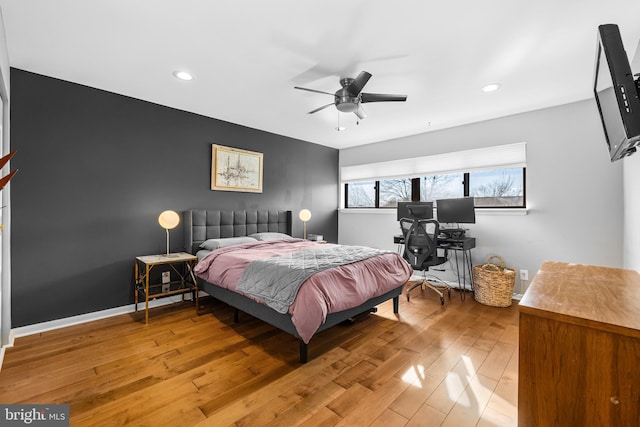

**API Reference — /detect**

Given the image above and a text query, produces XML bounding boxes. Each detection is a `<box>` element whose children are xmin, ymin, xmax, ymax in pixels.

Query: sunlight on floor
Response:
<box><xmin>401</xmin><ymin>364</ymin><xmax>426</xmax><ymax>388</ymax></box>
<box><xmin>482</xmin><ymin>393</ymin><xmax>518</xmax><ymax>425</ymax></box>
<box><xmin>443</xmin><ymin>354</ymin><xmax>517</xmax><ymax>424</ymax></box>
<box><xmin>446</xmin><ymin>354</ymin><xmax>476</xmax><ymax>406</ymax></box>
<box><xmin>445</xmin><ymin>372</ymin><xmax>468</xmax><ymax>405</ymax></box>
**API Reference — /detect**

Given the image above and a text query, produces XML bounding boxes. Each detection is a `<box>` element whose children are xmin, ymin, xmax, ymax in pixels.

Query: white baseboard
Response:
<box><xmin>412</xmin><ymin>274</ymin><xmax>524</xmax><ymax>302</ymax></box>
<box><xmin>11</xmin><ymin>292</ymin><xmax>205</xmax><ymax>339</ymax></box>
<box><xmin>0</xmin><ymin>329</ymin><xmax>14</xmax><ymax>371</ymax></box>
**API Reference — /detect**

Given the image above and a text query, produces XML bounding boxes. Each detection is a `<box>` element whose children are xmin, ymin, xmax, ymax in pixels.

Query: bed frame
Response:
<box><xmin>183</xmin><ymin>209</ymin><xmax>402</xmax><ymax>363</ymax></box>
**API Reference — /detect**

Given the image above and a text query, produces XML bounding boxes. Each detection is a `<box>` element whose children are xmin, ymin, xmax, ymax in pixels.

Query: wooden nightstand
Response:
<box><xmin>134</xmin><ymin>252</ymin><xmax>199</xmax><ymax>324</ymax></box>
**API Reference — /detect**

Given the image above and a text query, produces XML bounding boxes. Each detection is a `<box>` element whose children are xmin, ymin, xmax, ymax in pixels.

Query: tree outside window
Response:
<box><xmin>344</xmin><ymin>168</ymin><xmax>525</xmax><ymax>209</ymax></box>
<box><xmin>379</xmin><ymin>179</ymin><xmax>412</xmax><ymax>207</ymax></box>
<box><xmin>346</xmin><ymin>181</ymin><xmax>375</xmax><ymax>207</ymax></box>
<box><xmin>420</xmin><ymin>173</ymin><xmax>463</xmax><ymax>201</ymax></box>
<box><xmin>470</xmin><ymin>168</ymin><xmax>524</xmax><ymax>207</ymax></box>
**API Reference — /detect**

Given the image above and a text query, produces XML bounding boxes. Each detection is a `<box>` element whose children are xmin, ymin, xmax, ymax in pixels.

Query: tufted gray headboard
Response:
<box><xmin>183</xmin><ymin>210</ymin><xmax>292</xmax><ymax>254</ymax></box>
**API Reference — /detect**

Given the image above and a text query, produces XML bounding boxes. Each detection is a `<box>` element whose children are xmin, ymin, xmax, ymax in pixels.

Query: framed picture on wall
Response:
<box><xmin>211</xmin><ymin>144</ymin><xmax>263</xmax><ymax>193</ymax></box>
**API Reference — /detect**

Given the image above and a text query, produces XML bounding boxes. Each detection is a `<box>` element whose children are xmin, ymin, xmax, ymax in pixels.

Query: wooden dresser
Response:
<box><xmin>518</xmin><ymin>261</ymin><xmax>640</xmax><ymax>426</ymax></box>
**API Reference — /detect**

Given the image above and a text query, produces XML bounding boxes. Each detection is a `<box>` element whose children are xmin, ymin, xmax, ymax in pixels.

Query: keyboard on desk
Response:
<box><xmin>440</xmin><ymin>239</ymin><xmax>464</xmax><ymax>245</ymax></box>
<box><xmin>393</xmin><ymin>234</ymin><xmax>476</xmax><ymax>250</ymax></box>
<box><xmin>440</xmin><ymin>237</ymin><xmax>476</xmax><ymax>250</ymax></box>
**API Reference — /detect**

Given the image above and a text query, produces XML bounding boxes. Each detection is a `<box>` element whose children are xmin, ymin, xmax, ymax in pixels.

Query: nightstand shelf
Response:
<box><xmin>134</xmin><ymin>252</ymin><xmax>199</xmax><ymax>324</ymax></box>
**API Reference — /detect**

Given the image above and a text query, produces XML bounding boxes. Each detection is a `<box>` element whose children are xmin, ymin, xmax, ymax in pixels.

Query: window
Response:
<box><xmin>379</xmin><ymin>178</ymin><xmax>412</xmax><ymax>207</ymax></box>
<box><xmin>344</xmin><ymin>167</ymin><xmax>526</xmax><ymax>208</ymax></box>
<box><xmin>469</xmin><ymin>168</ymin><xmax>525</xmax><ymax>207</ymax></box>
<box><xmin>341</xmin><ymin>143</ymin><xmax>527</xmax><ymax>209</ymax></box>
<box><xmin>420</xmin><ymin>173</ymin><xmax>464</xmax><ymax>201</ymax></box>
<box><xmin>345</xmin><ymin>181</ymin><xmax>376</xmax><ymax>208</ymax></box>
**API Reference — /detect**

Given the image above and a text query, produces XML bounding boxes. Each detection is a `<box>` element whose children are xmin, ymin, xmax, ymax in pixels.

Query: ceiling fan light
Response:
<box><xmin>336</xmin><ymin>102</ymin><xmax>358</xmax><ymax>113</ymax></box>
<box><xmin>295</xmin><ymin>71</ymin><xmax>405</xmax><ymax>125</ymax></box>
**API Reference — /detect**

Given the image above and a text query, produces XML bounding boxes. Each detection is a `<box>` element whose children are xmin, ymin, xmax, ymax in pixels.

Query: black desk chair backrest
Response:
<box><xmin>399</xmin><ymin>216</ymin><xmax>451</xmax><ymax>304</ymax></box>
<box><xmin>399</xmin><ymin>217</ymin><xmax>445</xmax><ymax>270</ymax></box>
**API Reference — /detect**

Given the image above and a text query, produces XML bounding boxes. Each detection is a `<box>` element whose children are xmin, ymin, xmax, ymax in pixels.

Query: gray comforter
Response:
<box><xmin>236</xmin><ymin>244</ymin><xmax>389</xmax><ymax>313</ymax></box>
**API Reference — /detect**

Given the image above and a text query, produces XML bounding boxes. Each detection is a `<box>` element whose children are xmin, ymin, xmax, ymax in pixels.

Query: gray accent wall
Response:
<box><xmin>10</xmin><ymin>68</ymin><xmax>338</xmax><ymax>327</ymax></box>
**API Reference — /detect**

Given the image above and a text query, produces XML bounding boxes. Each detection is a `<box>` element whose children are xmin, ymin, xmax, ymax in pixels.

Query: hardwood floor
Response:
<box><xmin>0</xmin><ymin>289</ymin><xmax>519</xmax><ymax>426</ymax></box>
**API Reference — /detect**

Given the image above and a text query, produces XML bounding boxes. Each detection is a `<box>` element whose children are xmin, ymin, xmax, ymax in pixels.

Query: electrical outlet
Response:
<box><xmin>520</xmin><ymin>269</ymin><xmax>529</xmax><ymax>281</ymax></box>
<box><xmin>161</xmin><ymin>271</ymin><xmax>170</xmax><ymax>293</ymax></box>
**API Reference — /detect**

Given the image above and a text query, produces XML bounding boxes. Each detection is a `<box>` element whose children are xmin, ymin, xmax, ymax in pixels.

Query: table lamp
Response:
<box><xmin>299</xmin><ymin>209</ymin><xmax>311</xmax><ymax>239</ymax></box>
<box><xmin>158</xmin><ymin>210</ymin><xmax>180</xmax><ymax>255</ymax></box>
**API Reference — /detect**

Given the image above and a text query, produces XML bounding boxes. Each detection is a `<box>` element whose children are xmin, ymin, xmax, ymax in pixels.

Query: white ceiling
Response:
<box><xmin>1</xmin><ymin>0</ymin><xmax>640</xmax><ymax>150</ymax></box>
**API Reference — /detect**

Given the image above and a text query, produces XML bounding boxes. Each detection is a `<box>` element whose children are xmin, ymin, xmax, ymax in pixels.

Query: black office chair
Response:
<box><xmin>400</xmin><ymin>216</ymin><xmax>451</xmax><ymax>304</ymax></box>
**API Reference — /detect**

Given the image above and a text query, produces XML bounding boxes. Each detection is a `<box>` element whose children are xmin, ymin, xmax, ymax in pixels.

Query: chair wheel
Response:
<box><xmin>440</xmin><ymin>297</ymin><xmax>445</xmax><ymax>305</ymax></box>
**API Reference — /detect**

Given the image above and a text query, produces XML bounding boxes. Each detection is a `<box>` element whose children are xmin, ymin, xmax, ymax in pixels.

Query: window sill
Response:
<box><xmin>338</xmin><ymin>207</ymin><xmax>529</xmax><ymax>216</ymax></box>
<box><xmin>476</xmin><ymin>208</ymin><xmax>528</xmax><ymax>216</ymax></box>
<box><xmin>339</xmin><ymin>208</ymin><xmax>396</xmax><ymax>214</ymax></box>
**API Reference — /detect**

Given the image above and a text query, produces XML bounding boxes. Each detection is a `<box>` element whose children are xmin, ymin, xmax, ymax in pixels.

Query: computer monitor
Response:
<box><xmin>436</xmin><ymin>197</ymin><xmax>476</xmax><ymax>224</ymax></box>
<box><xmin>397</xmin><ymin>201</ymin><xmax>433</xmax><ymax>221</ymax></box>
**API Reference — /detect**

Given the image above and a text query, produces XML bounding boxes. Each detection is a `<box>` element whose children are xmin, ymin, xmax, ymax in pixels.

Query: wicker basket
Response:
<box><xmin>472</xmin><ymin>255</ymin><xmax>516</xmax><ymax>307</ymax></box>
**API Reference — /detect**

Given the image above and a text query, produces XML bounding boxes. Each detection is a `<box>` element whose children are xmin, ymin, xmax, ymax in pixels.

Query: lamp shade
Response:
<box><xmin>298</xmin><ymin>209</ymin><xmax>312</xmax><ymax>222</ymax></box>
<box><xmin>158</xmin><ymin>210</ymin><xmax>180</xmax><ymax>230</ymax></box>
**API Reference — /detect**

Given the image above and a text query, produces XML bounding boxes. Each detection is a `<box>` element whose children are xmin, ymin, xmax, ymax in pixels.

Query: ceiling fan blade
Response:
<box><xmin>307</xmin><ymin>103</ymin><xmax>334</xmax><ymax>114</ymax></box>
<box><xmin>294</xmin><ymin>86</ymin><xmax>335</xmax><ymax>96</ymax></box>
<box><xmin>346</xmin><ymin>71</ymin><xmax>372</xmax><ymax>96</ymax></box>
<box><xmin>354</xmin><ymin>105</ymin><xmax>367</xmax><ymax>120</ymax></box>
<box><xmin>361</xmin><ymin>92</ymin><xmax>407</xmax><ymax>103</ymax></box>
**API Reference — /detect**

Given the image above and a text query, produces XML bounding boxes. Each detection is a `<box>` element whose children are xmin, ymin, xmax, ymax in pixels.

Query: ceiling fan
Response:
<box><xmin>294</xmin><ymin>71</ymin><xmax>407</xmax><ymax>120</ymax></box>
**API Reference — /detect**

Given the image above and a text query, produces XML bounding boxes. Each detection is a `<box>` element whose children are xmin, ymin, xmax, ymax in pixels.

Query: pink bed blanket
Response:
<box><xmin>194</xmin><ymin>239</ymin><xmax>412</xmax><ymax>343</ymax></box>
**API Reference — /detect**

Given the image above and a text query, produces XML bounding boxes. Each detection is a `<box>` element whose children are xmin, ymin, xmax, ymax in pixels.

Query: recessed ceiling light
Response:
<box><xmin>481</xmin><ymin>83</ymin><xmax>501</xmax><ymax>93</ymax></box>
<box><xmin>173</xmin><ymin>71</ymin><xmax>193</xmax><ymax>81</ymax></box>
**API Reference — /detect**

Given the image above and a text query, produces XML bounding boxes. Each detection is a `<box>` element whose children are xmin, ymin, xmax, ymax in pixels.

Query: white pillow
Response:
<box><xmin>199</xmin><ymin>236</ymin><xmax>257</xmax><ymax>250</ymax></box>
<box><xmin>249</xmin><ymin>232</ymin><xmax>293</xmax><ymax>241</ymax></box>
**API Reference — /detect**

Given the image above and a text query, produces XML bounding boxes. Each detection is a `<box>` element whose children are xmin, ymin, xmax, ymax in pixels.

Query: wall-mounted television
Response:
<box><xmin>593</xmin><ymin>24</ymin><xmax>640</xmax><ymax>162</ymax></box>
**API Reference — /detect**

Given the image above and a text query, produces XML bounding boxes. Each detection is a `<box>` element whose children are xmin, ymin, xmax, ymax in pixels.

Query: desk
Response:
<box><xmin>394</xmin><ymin>235</ymin><xmax>476</xmax><ymax>298</ymax></box>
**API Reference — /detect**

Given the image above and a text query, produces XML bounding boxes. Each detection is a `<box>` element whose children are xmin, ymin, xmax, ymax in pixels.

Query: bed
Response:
<box><xmin>184</xmin><ymin>209</ymin><xmax>412</xmax><ymax>363</ymax></box>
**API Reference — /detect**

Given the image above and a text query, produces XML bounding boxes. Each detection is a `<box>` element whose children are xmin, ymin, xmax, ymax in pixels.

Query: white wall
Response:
<box><xmin>338</xmin><ymin>99</ymin><xmax>624</xmax><ymax>292</ymax></box>
<box><xmin>0</xmin><ymin>6</ymin><xmax>11</xmax><ymax>348</ymax></box>
<box><xmin>623</xmin><ymin>153</ymin><xmax>640</xmax><ymax>271</ymax></box>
